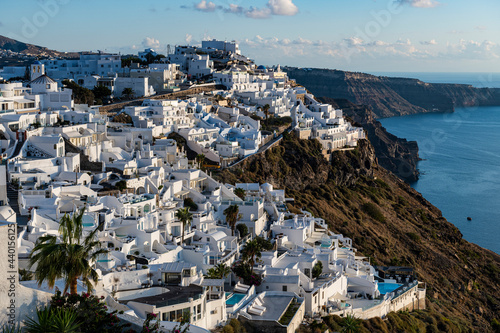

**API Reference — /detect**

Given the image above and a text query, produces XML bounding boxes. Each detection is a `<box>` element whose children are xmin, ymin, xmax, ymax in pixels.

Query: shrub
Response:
<box><xmin>48</xmin><ymin>291</ymin><xmax>129</xmax><ymax>333</ymax></box>
<box><xmin>407</xmin><ymin>232</ymin><xmax>421</xmax><ymax>243</ymax></box>
<box><xmin>183</xmin><ymin>197</ymin><xmax>198</xmax><ymax>211</ymax></box>
<box><xmin>312</xmin><ymin>261</ymin><xmax>323</xmax><ymax>279</ymax></box>
<box><xmin>222</xmin><ymin>326</ymin><xmax>234</xmax><ymax>333</ymax></box>
<box><xmin>236</xmin><ymin>224</ymin><xmax>248</xmax><ymax>238</ymax></box>
<box><xmin>115</xmin><ymin>180</ymin><xmax>127</xmax><ymax>191</ymax></box>
<box><xmin>361</xmin><ymin>202</ymin><xmax>386</xmax><ymax>223</ymax></box>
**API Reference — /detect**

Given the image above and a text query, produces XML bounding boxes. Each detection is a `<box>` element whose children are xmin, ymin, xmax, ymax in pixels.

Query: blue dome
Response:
<box><xmin>257</xmin><ymin>65</ymin><xmax>266</xmax><ymax>70</ymax></box>
<box><xmin>33</xmin><ymin>60</ymin><xmax>41</xmax><ymax>65</ymax></box>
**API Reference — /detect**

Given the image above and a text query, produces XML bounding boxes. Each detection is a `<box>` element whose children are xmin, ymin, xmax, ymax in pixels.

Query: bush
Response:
<box><xmin>222</xmin><ymin>326</ymin><xmax>234</xmax><ymax>333</ymax></box>
<box><xmin>115</xmin><ymin>180</ymin><xmax>127</xmax><ymax>191</ymax></box>
<box><xmin>184</xmin><ymin>197</ymin><xmax>198</xmax><ymax>211</ymax></box>
<box><xmin>48</xmin><ymin>291</ymin><xmax>129</xmax><ymax>333</ymax></box>
<box><xmin>236</xmin><ymin>224</ymin><xmax>248</xmax><ymax>238</ymax></box>
<box><xmin>491</xmin><ymin>318</ymin><xmax>500</xmax><ymax>333</ymax></box>
<box><xmin>407</xmin><ymin>232</ymin><xmax>421</xmax><ymax>243</ymax></box>
<box><xmin>312</xmin><ymin>261</ymin><xmax>323</xmax><ymax>279</ymax></box>
<box><xmin>361</xmin><ymin>202</ymin><xmax>386</xmax><ymax>223</ymax></box>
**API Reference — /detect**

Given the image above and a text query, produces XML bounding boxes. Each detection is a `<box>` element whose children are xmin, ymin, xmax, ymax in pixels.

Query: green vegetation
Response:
<box><xmin>236</xmin><ymin>223</ymin><xmax>248</xmax><ymax>238</ymax></box>
<box><xmin>361</xmin><ymin>202</ymin><xmax>385</xmax><ymax>223</ymax></box>
<box><xmin>215</xmin><ymin>133</ymin><xmax>500</xmax><ymax>332</ymax></box>
<box><xmin>121</xmin><ymin>87</ymin><xmax>134</xmax><ymax>99</ymax></box>
<box><xmin>222</xmin><ymin>319</ymin><xmax>246</xmax><ymax>333</ymax></box>
<box><xmin>196</xmin><ymin>154</ymin><xmax>206</xmax><ymax>171</ymax></box>
<box><xmin>115</xmin><ymin>180</ymin><xmax>127</xmax><ymax>191</ymax></box>
<box><xmin>19</xmin><ymin>268</ymin><xmax>33</xmax><ymax>281</ymax></box>
<box><xmin>92</xmin><ymin>86</ymin><xmax>111</xmax><ymax>105</ymax></box>
<box><xmin>234</xmin><ymin>187</ymin><xmax>246</xmax><ymax>200</ymax></box>
<box><xmin>22</xmin><ymin>291</ymin><xmax>129</xmax><ymax>333</ymax></box>
<box><xmin>279</xmin><ymin>299</ymin><xmax>300</xmax><ymax>325</ymax></box>
<box><xmin>206</xmin><ymin>263</ymin><xmax>231</xmax><ymax>279</ymax></box>
<box><xmin>28</xmin><ymin>208</ymin><xmax>107</xmax><ymax>294</ymax></box>
<box><xmin>224</xmin><ymin>204</ymin><xmax>242</xmax><ymax>236</ymax></box>
<box><xmin>312</xmin><ymin>261</ymin><xmax>323</xmax><ymax>279</ymax></box>
<box><xmin>183</xmin><ymin>197</ymin><xmax>198</xmax><ymax>211</ymax></box>
<box><xmin>232</xmin><ymin>236</ymin><xmax>272</xmax><ymax>286</ymax></box>
<box><xmin>175</xmin><ymin>207</ymin><xmax>193</xmax><ymax>245</ymax></box>
<box><xmin>407</xmin><ymin>232</ymin><xmax>421</xmax><ymax>243</ymax></box>
<box><xmin>62</xmin><ymin>80</ymin><xmax>94</xmax><ymax>105</ymax></box>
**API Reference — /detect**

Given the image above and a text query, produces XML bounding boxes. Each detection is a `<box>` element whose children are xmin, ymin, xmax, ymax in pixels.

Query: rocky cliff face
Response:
<box><xmin>286</xmin><ymin>67</ymin><xmax>500</xmax><ymax>118</ymax></box>
<box><xmin>285</xmin><ymin>68</ymin><xmax>500</xmax><ymax>182</ymax></box>
<box><xmin>320</xmin><ymin>98</ymin><xmax>420</xmax><ymax>182</ymax></box>
<box><xmin>215</xmin><ymin>135</ymin><xmax>500</xmax><ymax>332</ymax></box>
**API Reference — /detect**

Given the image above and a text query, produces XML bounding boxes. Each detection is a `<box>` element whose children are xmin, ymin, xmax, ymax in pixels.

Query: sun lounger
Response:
<box><xmin>248</xmin><ymin>306</ymin><xmax>265</xmax><ymax>316</ymax></box>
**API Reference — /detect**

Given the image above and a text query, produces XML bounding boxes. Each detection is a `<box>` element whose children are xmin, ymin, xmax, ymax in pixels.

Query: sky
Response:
<box><xmin>1</xmin><ymin>0</ymin><xmax>499</xmax><ymax>72</ymax></box>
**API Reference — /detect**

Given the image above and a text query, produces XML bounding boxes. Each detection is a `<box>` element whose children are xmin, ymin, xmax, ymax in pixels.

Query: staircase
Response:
<box><xmin>7</xmin><ymin>185</ymin><xmax>28</xmax><ymax>225</ymax></box>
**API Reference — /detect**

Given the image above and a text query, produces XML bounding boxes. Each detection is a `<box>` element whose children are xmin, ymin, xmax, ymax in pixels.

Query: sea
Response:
<box><xmin>376</xmin><ymin>73</ymin><xmax>500</xmax><ymax>254</ymax></box>
<box><xmin>368</xmin><ymin>72</ymin><xmax>500</xmax><ymax>88</ymax></box>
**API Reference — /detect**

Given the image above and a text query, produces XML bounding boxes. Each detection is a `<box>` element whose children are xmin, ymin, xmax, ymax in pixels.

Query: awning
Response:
<box><xmin>329</xmin><ymin>292</ymin><xmax>349</xmax><ymax>301</ymax></box>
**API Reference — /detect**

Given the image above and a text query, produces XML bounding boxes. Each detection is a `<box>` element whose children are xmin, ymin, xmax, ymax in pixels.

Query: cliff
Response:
<box><xmin>285</xmin><ymin>68</ymin><xmax>500</xmax><ymax>182</ymax></box>
<box><xmin>286</xmin><ymin>67</ymin><xmax>500</xmax><ymax>119</ymax></box>
<box><xmin>320</xmin><ymin>98</ymin><xmax>420</xmax><ymax>182</ymax></box>
<box><xmin>215</xmin><ymin>134</ymin><xmax>500</xmax><ymax>332</ymax></box>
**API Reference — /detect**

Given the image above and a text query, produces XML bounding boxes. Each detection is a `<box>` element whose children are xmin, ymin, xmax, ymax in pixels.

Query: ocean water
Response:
<box><xmin>380</xmin><ymin>106</ymin><xmax>500</xmax><ymax>254</ymax></box>
<box><xmin>368</xmin><ymin>72</ymin><xmax>500</xmax><ymax>88</ymax></box>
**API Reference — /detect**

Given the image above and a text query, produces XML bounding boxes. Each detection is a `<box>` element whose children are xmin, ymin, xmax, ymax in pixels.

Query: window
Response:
<box><xmin>282</xmin><ymin>285</ymin><xmax>287</xmax><ymax>292</ymax></box>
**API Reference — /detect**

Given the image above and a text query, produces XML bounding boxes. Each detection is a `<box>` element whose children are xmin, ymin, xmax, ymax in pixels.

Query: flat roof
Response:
<box><xmin>244</xmin><ymin>295</ymin><xmax>294</xmax><ymax>321</ymax></box>
<box><xmin>123</xmin><ymin>285</ymin><xmax>203</xmax><ymax>307</ymax></box>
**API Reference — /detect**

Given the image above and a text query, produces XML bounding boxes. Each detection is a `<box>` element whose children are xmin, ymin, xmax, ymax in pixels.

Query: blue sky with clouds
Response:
<box><xmin>1</xmin><ymin>0</ymin><xmax>499</xmax><ymax>72</ymax></box>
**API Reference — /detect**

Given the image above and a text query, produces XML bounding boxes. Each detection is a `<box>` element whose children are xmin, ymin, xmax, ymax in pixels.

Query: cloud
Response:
<box><xmin>475</xmin><ymin>25</ymin><xmax>487</xmax><ymax>31</ymax></box>
<box><xmin>444</xmin><ymin>39</ymin><xmax>499</xmax><ymax>60</ymax></box>
<box><xmin>245</xmin><ymin>7</ymin><xmax>272</xmax><ymax>19</ymax></box>
<box><xmin>224</xmin><ymin>4</ymin><xmax>244</xmax><ymax>14</ymax></box>
<box><xmin>239</xmin><ymin>35</ymin><xmax>500</xmax><ymax>69</ymax></box>
<box><xmin>142</xmin><ymin>37</ymin><xmax>160</xmax><ymax>49</ymax></box>
<box><xmin>186</xmin><ymin>0</ymin><xmax>299</xmax><ymax>19</ymax></box>
<box><xmin>396</xmin><ymin>0</ymin><xmax>440</xmax><ymax>8</ymax></box>
<box><xmin>194</xmin><ymin>0</ymin><xmax>216</xmax><ymax>12</ymax></box>
<box><xmin>185</xmin><ymin>34</ymin><xmax>193</xmax><ymax>44</ymax></box>
<box><xmin>268</xmin><ymin>0</ymin><xmax>299</xmax><ymax>16</ymax></box>
<box><xmin>420</xmin><ymin>39</ymin><xmax>437</xmax><ymax>45</ymax></box>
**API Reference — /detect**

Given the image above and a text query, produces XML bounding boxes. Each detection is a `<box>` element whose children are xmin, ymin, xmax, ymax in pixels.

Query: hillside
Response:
<box><xmin>215</xmin><ymin>134</ymin><xmax>500</xmax><ymax>332</ymax></box>
<box><xmin>285</xmin><ymin>67</ymin><xmax>500</xmax><ymax>119</ymax></box>
<box><xmin>319</xmin><ymin>98</ymin><xmax>419</xmax><ymax>182</ymax></box>
<box><xmin>0</xmin><ymin>34</ymin><xmax>78</xmax><ymax>58</ymax></box>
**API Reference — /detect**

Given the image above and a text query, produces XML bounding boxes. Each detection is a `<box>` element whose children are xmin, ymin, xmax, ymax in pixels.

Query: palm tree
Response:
<box><xmin>206</xmin><ymin>263</ymin><xmax>231</xmax><ymax>279</ymax></box>
<box><xmin>28</xmin><ymin>208</ymin><xmax>107</xmax><ymax>295</ymax></box>
<box><xmin>242</xmin><ymin>239</ymin><xmax>262</xmax><ymax>274</ymax></box>
<box><xmin>223</xmin><ymin>204</ymin><xmax>242</xmax><ymax>236</ymax></box>
<box><xmin>196</xmin><ymin>154</ymin><xmax>206</xmax><ymax>171</ymax></box>
<box><xmin>234</xmin><ymin>188</ymin><xmax>246</xmax><ymax>200</ymax></box>
<box><xmin>175</xmin><ymin>207</ymin><xmax>193</xmax><ymax>245</ymax></box>
<box><xmin>341</xmin><ymin>314</ymin><xmax>361</xmax><ymax>333</ymax></box>
<box><xmin>263</xmin><ymin>104</ymin><xmax>270</xmax><ymax>127</ymax></box>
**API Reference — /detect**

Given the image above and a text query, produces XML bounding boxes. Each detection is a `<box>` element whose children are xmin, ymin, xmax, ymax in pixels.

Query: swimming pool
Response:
<box><xmin>378</xmin><ymin>283</ymin><xmax>402</xmax><ymax>295</ymax></box>
<box><xmin>226</xmin><ymin>293</ymin><xmax>245</xmax><ymax>306</ymax></box>
<box><xmin>82</xmin><ymin>222</ymin><xmax>94</xmax><ymax>227</ymax></box>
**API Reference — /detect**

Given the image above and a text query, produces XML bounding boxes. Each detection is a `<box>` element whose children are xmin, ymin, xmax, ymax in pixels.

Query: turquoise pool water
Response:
<box><xmin>226</xmin><ymin>293</ymin><xmax>245</xmax><ymax>306</ymax></box>
<box><xmin>97</xmin><ymin>259</ymin><xmax>112</xmax><ymax>262</ymax></box>
<box><xmin>378</xmin><ymin>283</ymin><xmax>402</xmax><ymax>295</ymax></box>
<box><xmin>83</xmin><ymin>222</ymin><xmax>94</xmax><ymax>227</ymax></box>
